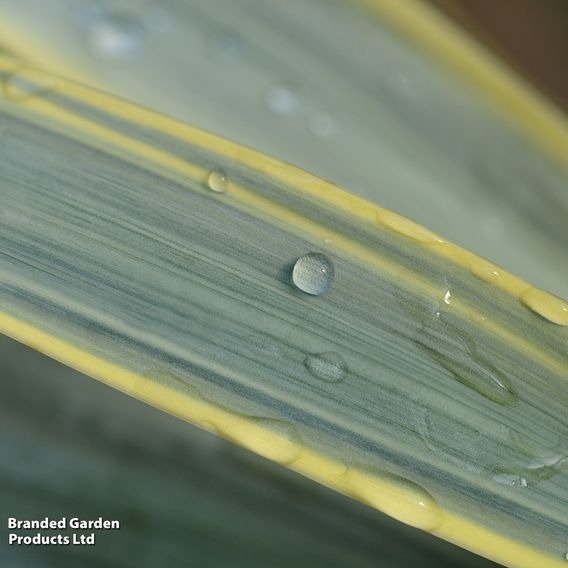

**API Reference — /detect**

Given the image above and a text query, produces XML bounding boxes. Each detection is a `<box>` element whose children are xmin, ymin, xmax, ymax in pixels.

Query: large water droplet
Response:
<box><xmin>265</xmin><ymin>84</ymin><xmax>300</xmax><ymax>115</ymax></box>
<box><xmin>2</xmin><ymin>68</ymin><xmax>56</xmax><ymax>101</ymax></box>
<box><xmin>378</xmin><ymin>210</ymin><xmax>445</xmax><ymax>243</ymax></box>
<box><xmin>206</xmin><ymin>170</ymin><xmax>228</xmax><ymax>193</ymax></box>
<box><xmin>87</xmin><ymin>13</ymin><xmax>146</xmax><ymax>60</ymax></box>
<box><xmin>304</xmin><ymin>352</ymin><xmax>347</xmax><ymax>382</ymax></box>
<box><xmin>292</xmin><ymin>253</ymin><xmax>335</xmax><ymax>295</ymax></box>
<box><xmin>342</xmin><ymin>467</ymin><xmax>443</xmax><ymax>532</ymax></box>
<box><xmin>519</xmin><ymin>287</ymin><xmax>568</xmax><ymax>326</ymax></box>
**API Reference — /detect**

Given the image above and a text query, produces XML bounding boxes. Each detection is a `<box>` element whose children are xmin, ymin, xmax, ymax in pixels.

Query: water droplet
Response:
<box><xmin>292</xmin><ymin>253</ymin><xmax>335</xmax><ymax>295</ymax></box>
<box><xmin>309</xmin><ymin>111</ymin><xmax>336</xmax><ymax>138</ymax></box>
<box><xmin>564</xmin><ymin>551</ymin><xmax>568</xmax><ymax>561</ymax></box>
<box><xmin>527</xmin><ymin>453</ymin><xmax>568</xmax><ymax>471</ymax></box>
<box><xmin>519</xmin><ymin>287</ymin><xmax>568</xmax><ymax>326</ymax></box>
<box><xmin>206</xmin><ymin>170</ymin><xmax>228</xmax><ymax>193</ymax></box>
<box><xmin>493</xmin><ymin>472</ymin><xmax>528</xmax><ymax>488</ymax></box>
<box><xmin>440</xmin><ymin>347</ymin><xmax>515</xmax><ymax>405</ymax></box>
<box><xmin>470</xmin><ymin>259</ymin><xmax>501</xmax><ymax>283</ymax></box>
<box><xmin>443</xmin><ymin>290</ymin><xmax>452</xmax><ymax>305</ymax></box>
<box><xmin>265</xmin><ymin>84</ymin><xmax>299</xmax><ymax>115</ymax></box>
<box><xmin>304</xmin><ymin>352</ymin><xmax>347</xmax><ymax>382</ymax></box>
<box><xmin>342</xmin><ymin>467</ymin><xmax>443</xmax><ymax>532</ymax></box>
<box><xmin>418</xmin><ymin>409</ymin><xmax>488</xmax><ymax>473</ymax></box>
<box><xmin>378</xmin><ymin>210</ymin><xmax>445</xmax><ymax>243</ymax></box>
<box><xmin>2</xmin><ymin>68</ymin><xmax>56</xmax><ymax>101</ymax></box>
<box><xmin>416</xmin><ymin>318</ymin><xmax>517</xmax><ymax>406</ymax></box>
<box><xmin>323</xmin><ymin>237</ymin><xmax>333</xmax><ymax>244</ymax></box>
<box><xmin>87</xmin><ymin>13</ymin><xmax>146</xmax><ymax>60</ymax></box>
<box><xmin>506</xmin><ymin>430</ymin><xmax>568</xmax><ymax>485</ymax></box>
<box><xmin>220</xmin><ymin>417</ymin><xmax>302</xmax><ymax>464</ymax></box>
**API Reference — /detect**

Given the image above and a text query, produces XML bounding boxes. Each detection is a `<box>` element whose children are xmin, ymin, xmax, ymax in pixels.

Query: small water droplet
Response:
<box><xmin>292</xmin><ymin>252</ymin><xmax>335</xmax><ymax>295</ymax></box>
<box><xmin>309</xmin><ymin>111</ymin><xmax>336</xmax><ymax>138</ymax></box>
<box><xmin>519</xmin><ymin>287</ymin><xmax>568</xmax><ymax>326</ymax></box>
<box><xmin>378</xmin><ymin>210</ymin><xmax>445</xmax><ymax>243</ymax></box>
<box><xmin>323</xmin><ymin>237</ymin><xmax>333</xmax><ymax>244</ymax></box>
<box><xmin>443</xmin><ymin>290</ymin><xmax>452</xmax><ymax>305</ymax></box>
<box><xmin>87</xmin><ymin>13</ymin><xmax>146</xmax><ymax>60</ymax></box>
<box><xmin>206</xmin><ymin>170</ymin><xmax>228</xmax><ymax>193</ymax></box>
<box><xmin>342</xmin><ymin>467</ymin><xmax>443</xmax><ymax>532</ymax></box>
<box><xmin>265</xmin><ymin>84</ymin><xmax>300</xmax><ymax>115</ymax></box>
<box><xmin>493</xmin><ymin>472</ymin><xmax>528</xmax><ymax>488</ymax></box>
<box><xmin>304</xmin><ymin>352</ymin><xmax>347</xmax><ymax>382</ymax></box>
<box><xmin>470</xmin><ymin>259</ymin><xmax>501</xmax><ymax>283</ymax></box>
<box><xmin>2</xmin><ymin>68</ymin><xmax>56</xmax><ymax>101</ymax></box>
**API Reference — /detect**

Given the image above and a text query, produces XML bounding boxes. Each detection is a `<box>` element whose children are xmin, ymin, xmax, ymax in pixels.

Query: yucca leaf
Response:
<box><xmin>1</xmin><ymin>0</ymin><xmax>567</xmax><ymax>300</ymax></box>
<box><xmin>1</xmin><ymin>56</ymin><xmax>567</xmax><ymax>568</ymax></box>
<box><xmin>2</xmin><ymin>332</ymin><xmax>503</xmax><ymax>567</ymax></box>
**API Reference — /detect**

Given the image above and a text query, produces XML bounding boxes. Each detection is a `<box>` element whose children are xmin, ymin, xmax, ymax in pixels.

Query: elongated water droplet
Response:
<box><xmin>292</xmin><ymin>253</ymin><xmax>334</xmax><ymax>295</ymax></box>
<box><xmin>265</xmin><ymin>84</ymin><xmax>299</xmax><ymax>115</ymax></box>
<box><xmin>219</xmin><ymin>417</ymin><xmax>302</xmax><ymax>464</ymax></box>
<box><xmin>304</xmin><ymin>352</ymin><xmax>347</xmax><ymax>382</ymax></box>
<box><xmin>419</xmin><ymin>409</ymin><xmax>486</xmax><ymax>473</ymax></box>
<box><xmin>493</xmin><ymin>472</ymin><xmax>528</xmax><ymax>488</ymax></box>
<box><xmin>470</xmin><ymin>259</ymin><xmax>501</xmax><ymax>283</ymax></box>
<box><xmin>441</xmin><ymin>347</ymin><xmax>513</xmax><ymax>405</ymax></box>
<box><xmin>416</xmin><ymin>319</ymin><xmax>517</xmax><ymax>406</ymax></box>
<box><xmin>88</xmin><ymin>13</ymin><xmax>145</xmax><ymax>60</ymax></box>
<box><xmin>378</xmin><ymin>210</ymin><xmax>445</xmax><ymax>243</ymax></box>
<box><xmin>206</xmin><ymin>170</ymin><xmax>228</xmax><ymax>193</ymax></box>
<box><xmin>342</xmin><ymin>467</ymin><xmax>443</xmax><ymax>532</ymax></box>
<box><xmin>519</xmin><ymin>287</ymin><xmax>568</xmax><ymax>326</ymax></box>
<box><xmin>2</xmin><ymin>68</ymin><xmax>56</xmax><ymax>101</ymax></box>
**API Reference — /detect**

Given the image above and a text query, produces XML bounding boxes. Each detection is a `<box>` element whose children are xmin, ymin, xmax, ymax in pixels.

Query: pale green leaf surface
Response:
<box><xmin>0</xmin><ymin>0</ymin><xmax>567</xmax><ymax>299</ymax></box>
<box><xmin>0</xmin><ymin>333</ymin><xmax>500</xmax><ymax>568</ymax></box>
<box><xmin>0</xmin><ymin>61</ymin><xmax>567</xmax><ymax>568</ymax></box>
